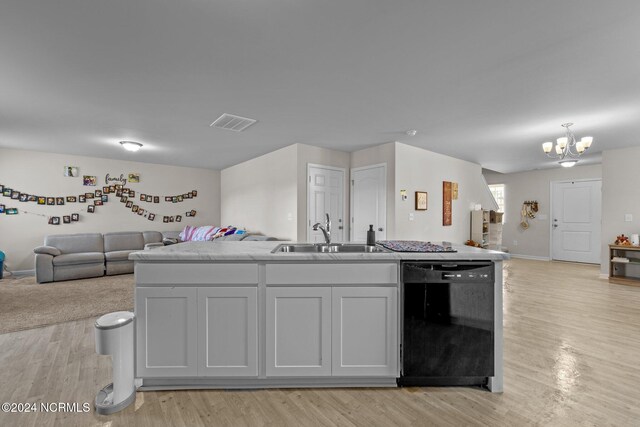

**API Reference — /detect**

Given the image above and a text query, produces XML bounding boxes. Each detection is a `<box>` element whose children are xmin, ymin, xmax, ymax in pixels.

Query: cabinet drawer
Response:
<box><xmin>136</xmin><ymin>263</ymin><xmax>258</xmax><ymax>285</ymax></box>
<box><xmin>266</xmin><ymin>263</ymin><xmax>398</xmax><ymax>285</ymax></box>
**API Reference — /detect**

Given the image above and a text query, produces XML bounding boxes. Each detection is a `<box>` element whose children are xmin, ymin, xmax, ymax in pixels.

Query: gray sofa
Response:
<box><xmin>34</xmin><ymin>231</ymin><xmax>163</xmax><ymax>283</ymax></box>
<box><xmin>34</xmin><ymin>230</ymin><xmax>275</xmax><ymax>283</ymax></box>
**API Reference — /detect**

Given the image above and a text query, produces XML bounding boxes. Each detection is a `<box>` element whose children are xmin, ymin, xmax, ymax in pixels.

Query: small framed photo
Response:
<box><xmin>148</xmin><ymin>213</ymin><xmax>155</xmax><ymax>221</ymax></box>
<box><xmin>185</xmin><ymin>211</ymin><xmax>191</xmax><ymax>217</ymax></box>
<box><xmin>165</xmin><ymin>196</ymin><xmax>172</xmax><ymax>202</ymax></box>
<box><xmin>102</xmin><ymin>186</ymin><xmax>110</xmax><ymax>194</ymax></box>
<box><xmin>64</xmin><ymin>166</ymin><xmax>78</xmax><ymax>177</ymax></box>
<box><xmin>176</xmin><ymin>215</ymin><xmax>182</xmax><ymax>222</ymax></box>
<box><xmin>83</xmin><ymin>175</ymin><xmax>97</xmax><ymax>186</ymax></box>
<box><xmin>87</xmin><ymin>205</ymin><xmax>95</xmax><ymax>213</ymax></box>
<box><xmin>116</xmin><ymin>190</ymin><xmax>123</xmax><ymax>197</ymax></box>
<box><xmin>11</xmin><ymin>191</ymin><xmax>20</xmax><ymax>199</ymax></box>
<box><xmin>115</xmin><ymin>184</ymin><xmax>123</xmax><ymax>190</ymax></box>
<box><xmin>66</xmin><ymin>196</ymin><xmax>77</xmax><ymax>203</ymax></box>
<box><xmin>101</xmin><ymin>195</ymin><xmax>108</xmax><ymax>202</ymax></box>
<box><xmin>109</xmin><ymin>186</ymin><xmax>116</xmax><ymax>192</ymax></box>
<box><xmin>138</xmin><ymin>208</ymin><xmax>145</xmax><ymax>216</ymax></box>
<box><xmin>95</xmin><ymin>190</ymin><xmax>102</xmax><ymax>197</ymax></box>
<box><xmin>128</xmin><ymin>190</ymin><xmax>135</xmax><ymax>198</ymax></box>
<box><xmin>190</xmin><ymin>209</ymin><xmax>197</xmax><ymax>217</ymax></box>
<box><xmin>169</xmin><ymin>216</ymin><xmax>174</xmax><ymax>222</ymax></box>
<box><xmin>140</xmin><ymin>194</ymin><xmax>146</xmax><ymax>201</ymax></box>
<box><xmin>177</xmin><ymin>195</ymin><xmax>183</xmax><ymax>202</ymax></box>
<box><xmin>56</xmin><ymin>197</ymin><xmax>65</xmax><ymax>205</ymax></box>
<box><xmin>85</xmin><ymin>192</ymin><xmax>94</xmax><ymax>199</ymax></box>
<box><xmin>121</xmin><ymin>188</ymin><xmax>129</xmax><ymax>196</ymax></box>
<box><xmin>19</xmin><ymin>193</ymin><xmax>28</xmax><ymax>202</ymax></box>
<box><xmin>63</xmin><ymin>215</ymin><xmax>71</xmax><ymax>224</ymax></box>
<box><xmin>132</xmin><ymin>205</ymin><xmax>139</xmax><ymax>213</ymax></box>
<box><xmin>153</xmin><ymin>196</ymin><xmax>160</xmax><ymax>203</ymax></box>
<box><xmin>38</xmin><ymin>197</ymin><xmax>46</xmax><ymax>205</ymax></box>
<box><xmin>415</xmin><ymin>191</ymin><xmax>428</xmax><ymax>211</ymax></box>
<box><xmin>128</xmin><ymin>173</ymin><xmax>140</xmax><ymax>183</ymax></box>
<box><xmin>0</xmin><ymin>184</ymin><xmax>3</xmax><ymax>193</ymax></box>
<box><xmin>192</xmin><ymin>190</ymin><xmax>197</xmax><ymax>197</ymax></box>
<box><xmin>145</xmin><ymin>195</ymin><xmax>152</xmax><ymax>202</ymax></box>
<box><xmin>120</xmin><ymin>196</ymin><xmax>128</xmax><ymax>203</ymax></box>
<box><xmin>71</xmin><ymin>213</ymin><xmax>79</xmax><ymax>221</ymax></box>
<box><xmin>172</xmin><ymin>196</ymin><xmax>178</xmax><ymax>203</ymax></box>
<box><xmin>94</xmin><ymin>200</ymin><xmax>103</xmax><ymax>206</ymax></box>
<box><xmin>3</xmin><ymin>188</ymin><xmax>12</xmax><ymax>197</ymax></box>
<box><xmin>47</xmin><ymin>197</ymin><xmax>55</xmax><ymax>205</ymax></box>
<box><xmin>163</xmin><ymin>216</ymin><xmax>169</xmax><ymax>223</ymax></box>
<box><xmin>126</xmin><ymin>201</ymin><xmax>133</xmax><ymax>208</ymax></box>
<box><xmin>6</xmin><ymin>208</ymin><xmax>18</xmax><ymax>215</ymax></box>
<box><xmin>186</xmin><ymin>193</ymin><xmax>192</xmax><ymax>199</ymax></box>
<box><xmin>51</xmin><ymin>216</ymin><xmax>60</xmax><ymax>225</ymax></box>
<box><xmin>27</xmin><ymin>195</ymin><xmax>37</xmax><ymax>202</ymax></box>
<box><xmin>0</xmin><ymin>204</ymin><xmax>4</xmax><ymax>213</ymax></box>
<box><xmin>79</xmin><ymin>195</ymin><xmax>86</xmax><ymax>203</ymax></box>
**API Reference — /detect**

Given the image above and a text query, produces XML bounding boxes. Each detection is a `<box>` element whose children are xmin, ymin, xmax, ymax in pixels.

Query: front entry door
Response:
<box><xmin>551</xmin><ymin>179</ymin><xmax>601</xmax><ymax>264</ymax></box>
<box><xmin>351</xmin><ymin>164</ymin><xmax>387</xmax><ymax>242</ymax></box>
<box><xmin>307</xmin><ymin>165</ymin><xmax>345</xmax><ymax>243</ymax></box>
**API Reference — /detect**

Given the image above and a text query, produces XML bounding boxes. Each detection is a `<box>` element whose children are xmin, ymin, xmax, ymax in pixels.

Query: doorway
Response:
<box><xmin>307</xmin><ymin>164</ymin><xmax>346</xmax><ymax>243</ymax></box>
<box><xmin>350</xmin><ymin>164</ymin><xmax>387</xmax><ymax>242</ymax></box>
<box><xmin>551</xmin><ymin>179</ymin><xmax>602</xmax><ymax>264</ymax></box>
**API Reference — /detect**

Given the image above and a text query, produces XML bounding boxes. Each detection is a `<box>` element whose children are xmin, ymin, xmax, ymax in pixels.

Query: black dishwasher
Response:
<box><xmin>398</xmin><ymin>261</ymin><xmax>494</xmax><ymax>387</ymax></box>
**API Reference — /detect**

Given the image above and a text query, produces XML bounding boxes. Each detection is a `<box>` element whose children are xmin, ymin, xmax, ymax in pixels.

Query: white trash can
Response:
<box><xmin>94</xmin><ymin>311</ymin><xmax>136</xmax><ymax>415</ymax></box>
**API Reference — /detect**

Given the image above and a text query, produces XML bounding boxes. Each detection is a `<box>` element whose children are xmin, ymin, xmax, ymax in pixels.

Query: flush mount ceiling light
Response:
<box><xmin>406</xmin><ymin>129</ymin><xmax>417</xmax><ymax>136</ymax></box>
<box><xmin>119</xmin><ymin>141</ymin><xmax>143</xmax><ymax>152</ymax></box>
<box><xmin>541</xmin><ymin>123</ymin><xmax>593</xmax><ymax>167</ymax></box>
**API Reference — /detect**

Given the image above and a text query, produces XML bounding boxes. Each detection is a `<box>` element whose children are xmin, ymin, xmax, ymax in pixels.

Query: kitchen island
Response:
<box><xmin>130</xmin><ymin>241</ymin><xmax>509</xmax><ymax>392</ymax></box>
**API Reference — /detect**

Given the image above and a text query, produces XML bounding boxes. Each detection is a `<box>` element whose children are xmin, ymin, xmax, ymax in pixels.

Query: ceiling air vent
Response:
<box><xmin>210</xmin><ymin>113</ymin><xmax>257</xmax><ymax>132</ymax></box>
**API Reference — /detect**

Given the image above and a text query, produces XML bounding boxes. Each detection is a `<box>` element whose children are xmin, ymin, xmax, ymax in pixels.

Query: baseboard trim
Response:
<box><xmin>9</xmin><ymin>269</ymin><xmax>35</xmax><ymax>276</ymax></box>
<box><xmin>509</xmin><ymin>254</ymin><xmax>551</xmax><ymax>261</ymax></box>
<box><xmin>598</xmin><ymin>273</ymin><xmax>609</xmax><ymax>280</ymax></box>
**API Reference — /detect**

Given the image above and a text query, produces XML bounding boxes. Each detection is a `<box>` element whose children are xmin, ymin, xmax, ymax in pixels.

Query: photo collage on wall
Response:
<box><xmin>0</xmin><ymin>174</ymin><xmax>201</xmax><ymax>225</ymax></box>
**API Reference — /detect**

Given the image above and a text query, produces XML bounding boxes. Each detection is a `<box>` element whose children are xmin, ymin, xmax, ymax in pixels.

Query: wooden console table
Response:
<box><xmin>609</xmin><ymin>244</ymin><xmax>640</xmax><ymax>287</ymax></box>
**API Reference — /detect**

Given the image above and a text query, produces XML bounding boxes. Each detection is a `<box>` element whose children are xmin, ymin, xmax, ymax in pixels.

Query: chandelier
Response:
<box><xmin>542</xmin><ymin>123</ymin><xmax>593</xmax><ymax>167</ymax></box>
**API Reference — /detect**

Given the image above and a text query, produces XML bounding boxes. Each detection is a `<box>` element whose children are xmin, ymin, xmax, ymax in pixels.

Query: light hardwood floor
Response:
<box><xmin>0</xmin><ymin>259</ymin><xmax>639</xmax><ymax>427</ymax></box>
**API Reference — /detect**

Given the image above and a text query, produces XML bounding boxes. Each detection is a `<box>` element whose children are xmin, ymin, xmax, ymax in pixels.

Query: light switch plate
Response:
<box><xmin>408</xmin><ymin>213</ymin><xmax>414</xmax><ymax>221</ymax></box>
<box><xmin>625</xmin><ymin>214</ymin><xmax>633</xmax><ymax>222</ymax></box>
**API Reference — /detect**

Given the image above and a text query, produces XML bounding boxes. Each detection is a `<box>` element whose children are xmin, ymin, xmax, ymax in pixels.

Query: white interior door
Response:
<box><xmin>551</xmin><ymin>179</ymin><xmax>601</xmax><ymax>264</ymax></box>
<box><xmin>308</xmin><ymin>165</ymin><xmax>345</xmax><ymax>243</ymax></box>
<box><xmin>351</xmin><ymin>164</ymin><xmax>387</xmax><ymax>242</ymax></box>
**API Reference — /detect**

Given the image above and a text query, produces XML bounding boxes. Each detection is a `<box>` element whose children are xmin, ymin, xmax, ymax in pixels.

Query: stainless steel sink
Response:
<box><xmin>271</xmin><ymin>243</ymin><xmax>388</xmax><ymax>253</ymax></box>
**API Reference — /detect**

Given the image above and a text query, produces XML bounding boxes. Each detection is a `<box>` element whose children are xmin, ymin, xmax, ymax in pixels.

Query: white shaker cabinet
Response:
<box><xmin>265</xmin><ymin>287</ymin><xmax>332</xmax><ymax>377</ymax></box>
<box><xmin>197</xmin><ymin>287</ymin><xmax>258</xmax><ymax>377</ymax></box>
<box><xmin>136</xmin><ymin>286</ymin><xmax>198</xmax><ymax>377</ymax></box>
<box><xmin>332</xmin><ymin>287</ymin><xmax>398</xmax><ymax>376</ymax></box>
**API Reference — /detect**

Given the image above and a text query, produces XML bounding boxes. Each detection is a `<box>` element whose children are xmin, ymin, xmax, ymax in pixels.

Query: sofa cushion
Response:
<box><xmin>143</xmin><ymin>231</ymin><xmax>163</xmax><ymax>245</ymax></box>
<box><xmin>105</xmin><ymin>250</ymin><xmax>137</xmax><ymax>262</ymax></box>
<box><xmin>52</xmin><ymin>252</ymin><xmax>105</xmax><ymax>266</ymax></box>
<box><xmin>45</xmin><ymin>233</ymin><xmax>104</xmax><ymax>254</ymax></box>
<box><xmin>104</xmin><ymin>232</ymin><xmax>145</xmax><ymax>252</ymax></box>
<box><xmin>216</xmin><ymin>234</ymin><xmax>249</xmax><ymax>241</ymax></box>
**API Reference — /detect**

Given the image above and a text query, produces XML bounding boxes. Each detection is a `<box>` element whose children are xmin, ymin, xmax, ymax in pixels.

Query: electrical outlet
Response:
<box><xmin>287</xmin><ymin>212</ymin><xmax>293</xmax><ymax>221</ymax></box>
<box><xmin>625</xmin><ymin>214</ymin><xmax>633</xmax><ymax>222</ymax></box>
<box><xmin>513</xmin><ymin>240</ymin><xmax>518</xmax><ymax>246</ymax></box>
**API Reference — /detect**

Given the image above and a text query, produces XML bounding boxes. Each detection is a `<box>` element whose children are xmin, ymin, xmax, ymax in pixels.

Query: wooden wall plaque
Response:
<box><xmin>443</xmin><ymin>181</ymin><xmax>452</xmax><ymax>226</ymax></box>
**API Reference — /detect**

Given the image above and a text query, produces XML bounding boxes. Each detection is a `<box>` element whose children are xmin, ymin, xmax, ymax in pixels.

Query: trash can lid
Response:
<box><xmin>95</xmin><ymin>311</ymin><xmax>134</xmax><ymax>330</ymax></box>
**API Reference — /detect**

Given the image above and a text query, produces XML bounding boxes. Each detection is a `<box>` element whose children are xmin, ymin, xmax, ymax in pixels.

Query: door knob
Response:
<box><xmin>378</xmin><ymin>227</ymin><xmax>384</xmax><ymax>232</ymax></box>
<box><xmin>338</xmin><ymin>226</ymin><xmax>343</xmax><ymax>230</ymax></box>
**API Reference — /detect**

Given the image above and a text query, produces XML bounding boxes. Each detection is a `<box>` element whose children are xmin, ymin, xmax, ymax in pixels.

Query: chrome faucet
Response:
<box><xmin>312</xmin><ymin>213</ymin><xmax>331</xmax><ymax>244</ymax></box>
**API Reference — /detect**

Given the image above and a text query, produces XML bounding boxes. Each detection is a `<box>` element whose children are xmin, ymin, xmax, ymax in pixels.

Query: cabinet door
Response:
<box><xmin>332</xmin><ymin>287</ymin><xmax>398</xmax><ymax>377</ymax></box>
<box><xmin>197</xmin><ymin>287</ymin><xmax>258</xmax><ymax>376</ymax></box>
<box><xmin>266</xmin><ymin>287</ymin><xmax>332</xmax><ymax>376</ymax></box>
<box><xmin>136</xmin><ymin>287</ymin><xmax>198</xmax><ymax>377</ymax></box>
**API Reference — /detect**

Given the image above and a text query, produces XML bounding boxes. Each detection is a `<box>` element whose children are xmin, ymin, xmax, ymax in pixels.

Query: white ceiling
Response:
<box><xmin>1</xmin><ymin>0</ymin><xmax>639</xmax><ymax>173</ymax></box>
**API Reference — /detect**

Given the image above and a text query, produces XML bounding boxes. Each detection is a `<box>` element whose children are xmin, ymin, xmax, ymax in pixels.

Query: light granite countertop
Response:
<box><xmin>129</xmin><ymin>241</ymin><xmax>510</xmax><ymax>262</ymax></box>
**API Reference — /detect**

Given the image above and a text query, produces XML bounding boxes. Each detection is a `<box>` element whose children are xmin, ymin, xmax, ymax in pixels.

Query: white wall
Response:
<box><xmin>350</xmin><ymin>142</ymin><xmax>396</xmax><ymax>238</ymax></box>
<box><xmin>601</xmin><ymin>147</ymin><xmax>640</xmax><ymax>274</ymax></box>
<box><xmin>394</xmin><ymin>142</ymin><xmax>493</xmax><ymax>243</ymax></box>
<box><xmin>0</xmin><ymin>148</ymin><xmax>220</xmax><ymax>271</ymax></box>
<box><xmin>484</xmin><ymin>164</ymin><xmax>602</xmax><ymax>260</ymax></box>
<box><xmin>220</xmin><ymin>145</ymin><xmax>298</xmax><ymax>241</ymax></box>
<box><xmin>296</xmin><ymin>144</ymin><xmax>351</xmax><ymax>241</ymax></box>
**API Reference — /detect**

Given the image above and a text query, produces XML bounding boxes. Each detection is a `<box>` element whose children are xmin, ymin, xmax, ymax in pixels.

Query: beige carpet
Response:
<box><xmin>0</xmin><ymin>274</ymin><xmax>134</xmax><ymax>334</ymax></box>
